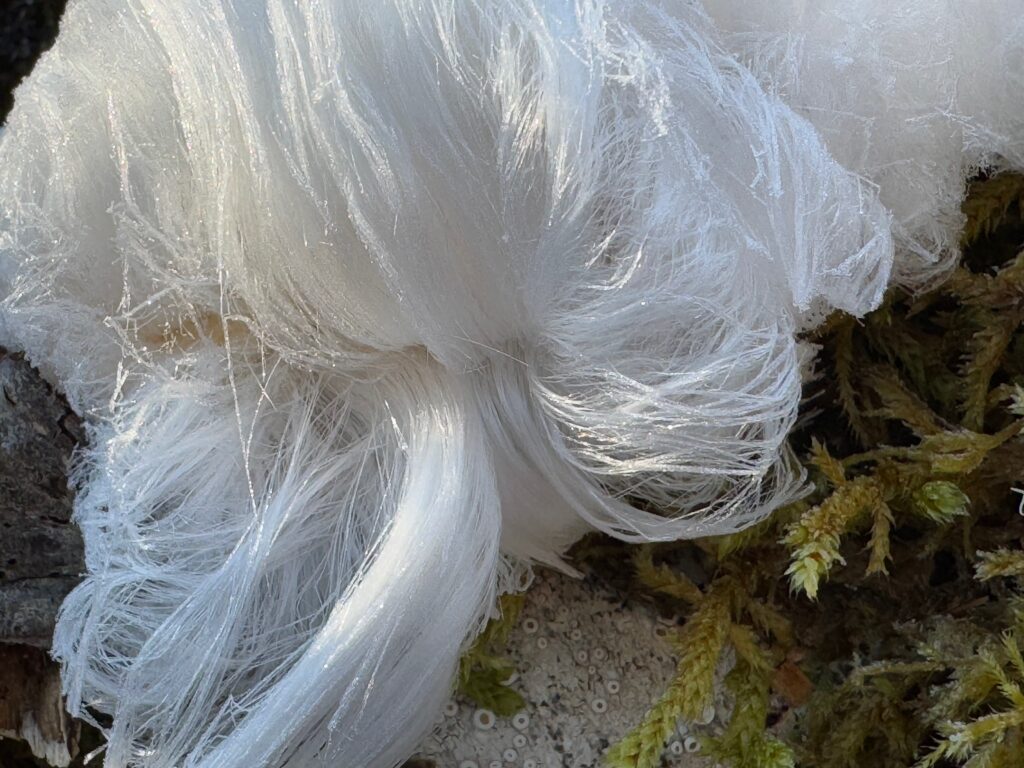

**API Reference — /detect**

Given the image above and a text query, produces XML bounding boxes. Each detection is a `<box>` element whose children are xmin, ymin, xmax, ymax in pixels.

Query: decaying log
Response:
<box><xmin>0</xmin><ymin>646</ymin><xmax>77</xmax><ymax>767</ymax></box>
<box><xmin>0</xmin><ymin>352</ymin><xmax>84</xmax><ymax>645</ymax></box>
<box><xmin>0</xmin><ymin>350</ymin><xmax>84</xmax><ymax>766</ymax></box>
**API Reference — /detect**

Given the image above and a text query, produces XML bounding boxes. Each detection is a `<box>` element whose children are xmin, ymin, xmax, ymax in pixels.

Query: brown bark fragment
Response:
<box><xmin>0</xmin><ymin>351</ymin><xmax>85</xmax><ymax>765</ymax></box>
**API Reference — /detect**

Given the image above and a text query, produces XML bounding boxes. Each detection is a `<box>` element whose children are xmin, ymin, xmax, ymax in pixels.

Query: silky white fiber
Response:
<box><xmin>704</xmin><ymin>0</ymin><xmax>1024</xmax><ymax>287</ymax></box>
<box><xmin>0</xmin><ymin>1</ymin><xmax>1017</xmax><ymax>767</ymax></box>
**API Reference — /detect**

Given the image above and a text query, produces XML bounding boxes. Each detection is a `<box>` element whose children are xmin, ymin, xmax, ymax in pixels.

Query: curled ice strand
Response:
<box><xmin>55</xmin><ymin>348</ymin><xmax>502</xmax><ymax>767</ymax></box>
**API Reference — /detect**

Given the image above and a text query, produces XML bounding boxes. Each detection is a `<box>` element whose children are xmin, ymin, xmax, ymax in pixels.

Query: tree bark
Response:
<box><xmin>0</xmin><ymin>350</ymin><xmax>84</xmax><ymax>766</ymax></box>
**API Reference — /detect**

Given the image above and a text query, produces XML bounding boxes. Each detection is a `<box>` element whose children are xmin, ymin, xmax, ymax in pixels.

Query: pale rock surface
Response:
<box><xmin>416</xmin><ymin>569</ymin><xmax>718</xmax><ymax>768</ymax></box>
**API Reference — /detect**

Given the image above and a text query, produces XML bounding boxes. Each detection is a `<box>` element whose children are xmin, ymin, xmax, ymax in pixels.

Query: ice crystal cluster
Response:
<box><xmin>0</xmin><ymin>2</ymin><xmax>1020</xmax><ymax>767</ymax></box>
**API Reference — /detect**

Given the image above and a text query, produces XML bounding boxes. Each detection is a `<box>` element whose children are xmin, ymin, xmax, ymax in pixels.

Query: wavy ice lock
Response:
<box><xmin>0</xmin><ymin>1</ymin><xmax>1020</xmax><ymax>767</ymax></box>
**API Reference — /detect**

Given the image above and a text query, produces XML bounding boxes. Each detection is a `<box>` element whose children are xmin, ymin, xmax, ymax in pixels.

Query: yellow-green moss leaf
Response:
<box><xmin>912</xmin><ymin>481</ymin><xmax>970</xmax><ymax>525</ymax></box>
<box><xmin>976</xmin><ymin>549</ymin><xmax>1024</xmax><ymax>581</ymax></box>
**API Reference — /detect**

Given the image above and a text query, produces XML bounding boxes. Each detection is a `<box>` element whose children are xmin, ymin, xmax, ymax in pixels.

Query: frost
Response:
<box><xmin>0</xmin><ymin>2</ymin><xmax>1019</xmax><ymax>767</ymax></box>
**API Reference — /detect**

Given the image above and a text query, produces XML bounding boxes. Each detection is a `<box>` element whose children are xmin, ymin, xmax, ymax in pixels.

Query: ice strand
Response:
<box><xmin>55</xmin><ymin>348</ymin><xmax>502</xmax><ymax>767</ymax></box>
<box><xmin>704</xmin><ymin>0</ymin><xmax>1024</xmax><ymax>288</ymax></box>
<box><xmin>9</xmin><ymin>0</ymin><xmax>1019</xmax><ymax>766</ymax></box>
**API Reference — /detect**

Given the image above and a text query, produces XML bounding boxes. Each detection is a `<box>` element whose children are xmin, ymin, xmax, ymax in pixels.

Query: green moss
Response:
<box><xmin>457</xmin><ymin>593</ymin><xmax>527</xmax><ymax>716</ymax></box>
